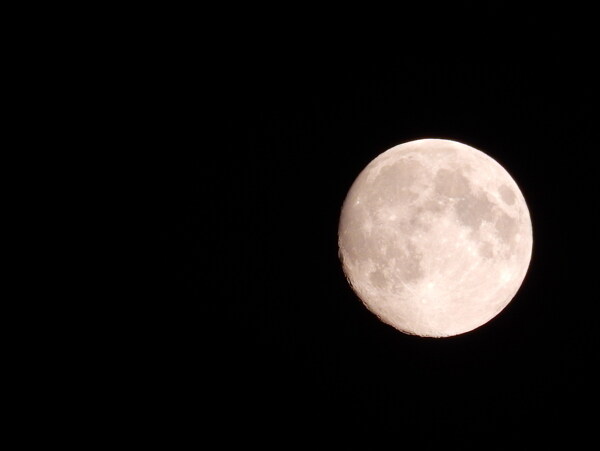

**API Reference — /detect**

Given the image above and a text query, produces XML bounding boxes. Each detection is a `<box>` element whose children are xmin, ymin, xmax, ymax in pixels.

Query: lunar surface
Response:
<box><xmin>338</xmin><ymin>139</ymin><xmax>533</xmax><ymax>337</ymax></box>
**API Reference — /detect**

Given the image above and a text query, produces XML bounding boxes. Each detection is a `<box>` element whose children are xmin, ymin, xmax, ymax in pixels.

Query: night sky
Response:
<box><xmin>164</xmin><ymin>6</ymin><xmax>596</xmax><ymax>448</ymax></box>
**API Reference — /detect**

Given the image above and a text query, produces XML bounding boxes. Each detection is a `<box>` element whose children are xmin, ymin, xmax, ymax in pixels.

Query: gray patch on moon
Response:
<box><xmin>495</xmin><ymin>212</ymin><xmax>518</xmax><ymax>244</ymax></box>
<box><xmin>379</xmin><ymin>239</ymin><xmax>424</xmax><ymax>284</ymax></box>
<box><xmin>369</xmin><ymin>269</ymin><xmax>387</xmax><ymax>289</ymax></box>
<box><xmin>435</xmin><ymin>168</ymin><xmax>472</xmax><ymax>199</ymax></box>
<box><xmin>420</xmin><ymin>198</ymin><xmax>446</xmax><ymax>213</ymax></box>
<box><xmin>406</xmin><ymin>205</ymin><xmax>439</xmax><ymax>233</ymax></box>
<box><xmin>498</xmin><ymin>184</ymin><xmax>516</xmax><ymax>205</ymax></box>
<box><xmin>455</xmin><ymin>192</ymin><xmax>496</xmax><ymax>229</ymax></box>
<box><xmin>400</xmin><ymin>241</ymin><xmax>424</xmax><ymax>282</ymax></box>
<box><xmin>371</xmin><ymin>158</ymin><xmax>425</xmax><ymax>204</ymax></box>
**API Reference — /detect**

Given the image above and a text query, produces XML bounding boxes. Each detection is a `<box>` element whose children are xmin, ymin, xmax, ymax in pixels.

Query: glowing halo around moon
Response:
<box><xmin>338</xmin><ymin>139</ymin><xmax>533</xmax><ymax>337</ymax></box>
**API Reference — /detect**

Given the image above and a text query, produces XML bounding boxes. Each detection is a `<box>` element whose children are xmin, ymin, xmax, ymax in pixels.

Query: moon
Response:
<box><xmin>338</xmin><ymin>139</ymin><xmax>533</xmax><ymax>337</ymax></box>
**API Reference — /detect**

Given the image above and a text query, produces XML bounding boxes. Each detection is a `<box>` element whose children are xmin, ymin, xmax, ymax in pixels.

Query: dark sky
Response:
<box><xmin>164</xmin><ymin>6</ymin><xmax>596</xmax><ymax>448</ymax></box>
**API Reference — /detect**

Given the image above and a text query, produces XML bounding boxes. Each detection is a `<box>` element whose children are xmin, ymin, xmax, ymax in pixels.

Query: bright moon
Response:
<box><xmin>338</xmin><ymin>139</ymin><xmax>533</xmax><ymax>337</ymax></box>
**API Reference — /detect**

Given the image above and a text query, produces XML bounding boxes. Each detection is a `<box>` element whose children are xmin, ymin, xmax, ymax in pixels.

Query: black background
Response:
<box><xmin>163</xmin><ymin>5</ymin><xmax>597</xmax><ymax>448</ymax></box>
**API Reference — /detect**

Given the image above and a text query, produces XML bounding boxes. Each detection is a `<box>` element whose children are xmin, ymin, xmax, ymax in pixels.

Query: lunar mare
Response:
<box><xmin>338</xmin><ymin>139</ymin><xmax>533</xmax><ymax>337</ymax></box>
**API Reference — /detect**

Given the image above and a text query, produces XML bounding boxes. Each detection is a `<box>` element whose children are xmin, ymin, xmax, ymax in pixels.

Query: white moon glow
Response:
<box><xmin>338</xmin><ymin>139</ymin><xmax>533</xmax><ymax>337</ymax></box>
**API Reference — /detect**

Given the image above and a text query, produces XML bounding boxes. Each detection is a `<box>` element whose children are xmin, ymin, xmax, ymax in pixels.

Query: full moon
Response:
<box><xmin>338</xmin><ymin>139</ymin><xmax>533</xmax><ymax>337</ymax></box>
